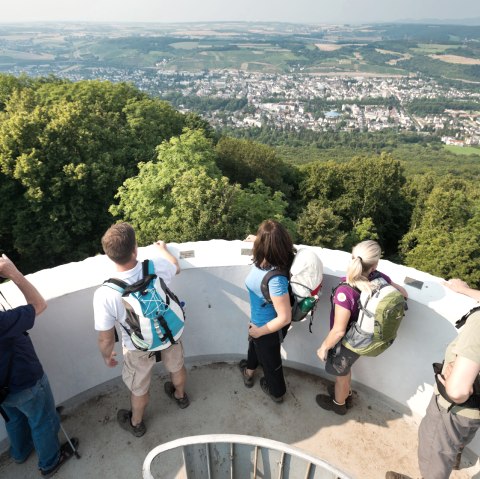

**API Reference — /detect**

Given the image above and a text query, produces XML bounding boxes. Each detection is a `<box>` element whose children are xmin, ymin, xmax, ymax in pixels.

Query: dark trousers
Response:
<box><xmin>246</xmin><ymin>326</ymin><xmax>289</xmax><ymax>398</ymax></box>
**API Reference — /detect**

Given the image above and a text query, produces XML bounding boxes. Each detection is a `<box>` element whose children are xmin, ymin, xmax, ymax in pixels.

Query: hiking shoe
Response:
<box><xmin>116</xmin><ymin>409</ymin><xmax>146</xmax><ymax>437</ymax></box>
<box><xmin>40</xmin><ymin>437</ymin><xmax>79</xmax><ymax>477</ymax></box>
<box><xmin>164</xmin><ymin>381</ymin><xmax>190</xmax><ymax>409</ymax></box>
<box><xmin>315</xmin><ymin>394</ymin><xmax>347</xmax><ymax>415</ymax></box>
<box><xmin>385</xmin><ymin>472</ymin><xmax>413</xmax><ymax>479</ymax></box>
<box><xmin>260</xmin><ymin>377</ymin><xmax>283</xmax><ymax>403</ymax></box>
<box><xmin>327</xmin><ymin>383</ymin><xmax>353</xmax><ymax>409</ymax></box>
<box><xmin>239</xmin><ymin>359</ymin><xmax>254</xmax><ymax>388</ymax></box>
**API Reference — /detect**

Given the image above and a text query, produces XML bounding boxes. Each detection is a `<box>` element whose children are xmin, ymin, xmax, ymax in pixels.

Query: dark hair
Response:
<box><xmin>252</xmin><ymin>220</ymin><xmax>295</xmax><ymax>271</ymax></box>
<box><xmin>101</xmin><ymin>222</ymin><xmax>136</xmax><ymax>265</ymax></box>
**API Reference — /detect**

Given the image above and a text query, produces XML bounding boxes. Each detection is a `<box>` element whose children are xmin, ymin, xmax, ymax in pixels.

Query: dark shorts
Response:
<box><xmin>325</xmin><ymin>342</ymin><xmax>360</xmax><ymax>376</ymax></box>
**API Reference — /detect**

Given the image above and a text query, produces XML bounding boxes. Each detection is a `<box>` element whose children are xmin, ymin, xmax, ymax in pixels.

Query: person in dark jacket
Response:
<box><xmin>0</xmin><ymin>254</ymin><xmax>78</xmax><ymax>477</ymax></box>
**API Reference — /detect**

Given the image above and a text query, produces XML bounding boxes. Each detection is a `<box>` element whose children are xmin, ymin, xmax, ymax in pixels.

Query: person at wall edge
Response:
<box><xmin>387</xmin><ymin>278</ymin><xmax>480</xmax><ymax>479</ymax></box>
<box><xmin>93</xmin><ymin>222</ymin><xmax>188</xmax><ymax>438</ymax></box>
<box><xmin>0</xmin><ymin>254</ymin><xmax>78</xmax><ymax>477</ymax></box>
<box><xmin>240</xmin><ymin>219</ymin><xmax>294</xmax><ymax>403</ymax></box>
<box><xmin>316</xmin><ymin>240</ymin><xmax>408</xmax><ymax>415</ymax></box>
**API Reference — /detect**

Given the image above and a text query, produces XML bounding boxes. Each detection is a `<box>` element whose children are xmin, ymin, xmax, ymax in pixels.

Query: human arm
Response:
<box><xmin>248</xmin><ymin>292</ymin><xmax>291</xmax><ymax>338</ymax></box>
<box><xmin>97</xmin><ymin>328</ymin><xmax>118</xmax><ymax>368</ymax></box>
<box><xmin>444</xmin><ymin>279</ymin><xmax>480</xmax><ymax>302</ymax></box>
<box><xmin>316</xmin><ymin>304</ymin><xmax>351</xmax><ymax>361</ymax></box>
<box><xmin>390</xmin><ymin>280</ymin><xmax>408</xmax><ymax>299</ymax></box>
<box><xmin>438</xmin><ymin>357</ymin><xmax>480</xmax><ymax>404</ymax></box>
<box><xmin>154</xmin><ymin>241</ymin><xmax>180</xmax><ymax>275</ymax></box>
<box><xmin>244</xmin><ymin>235</ymin><xmax>257</xmax><ymax>242</ymax></box>
<box><xmin>0</xmin><ymin>254</ymin><xmax>47</xmax><ymax>316</ymax></box>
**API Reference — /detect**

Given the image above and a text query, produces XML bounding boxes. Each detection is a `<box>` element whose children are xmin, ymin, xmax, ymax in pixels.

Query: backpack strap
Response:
<box><xmin>330</xmin><ymin>281</ymin><xmax>360</xmax><ymax>309</ymax></box>
<box><xmin>331</xmin><ymin>281</ymin><xmax>363</xmax><ymax>330</ymax></box>
<box><xmin>102</xmin><ymin>278</ymin><xmax>129</xmax><ymax>343</ymax></box>
<box><xmin>433</xmin><ymin>361</ymin><xmax>480</xmax><ymax>410</ymax></box>
<box><xmin>260</xmin><ymin>270</ymin><xmax>289</xmax><ymax>305</ymax></box>
<box><xmin>145</xmin><ymin>259</ymin><xmax>182</xmax><ymax>345</ymax></box>
<box><xmin>103</xmin><ymin>278</ymin><xmax>128</xmax><ymax>294</ymax></box>
<box><xmin>456</xmin><ymin>306</ymin><xmax>480</xmax><ymax>329</ymax></box>
<box><xmin>143</xmin><ymin>259</ymin><xmax>154</xmax><ymax>277</ymax></box>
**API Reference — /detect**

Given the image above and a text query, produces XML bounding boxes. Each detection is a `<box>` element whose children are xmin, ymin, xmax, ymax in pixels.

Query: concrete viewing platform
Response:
<box><xmin>1</xmin><ymin>240</ymin><xmax>479</xmax><ymax>478</ymax></box>
<box><xmin>0</xmin><ymin>362</ymin><xmax>478</xmax><ymax>478</ymax></box>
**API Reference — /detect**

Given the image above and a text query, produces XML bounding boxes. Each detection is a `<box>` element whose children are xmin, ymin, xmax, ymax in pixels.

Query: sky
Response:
<box><xmin>1</xmin><ymin>0</ymin><xmax>479</xmax><ymax>24</ymax></box>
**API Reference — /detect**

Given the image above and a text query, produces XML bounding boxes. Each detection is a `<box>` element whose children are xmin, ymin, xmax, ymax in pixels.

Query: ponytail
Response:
<box><xmin>346</xmin><ymin>240</ymin><xmax>382</xmax><ymax>292</ymax></box>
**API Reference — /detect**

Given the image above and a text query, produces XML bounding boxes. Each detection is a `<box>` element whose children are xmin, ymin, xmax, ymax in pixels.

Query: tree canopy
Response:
<box><xmin>400</xmin><ymin>178</ymin><xmax>480</xmax><ymax>286</ymax></box>
<box><xmin>0</xmin><ymin>73</ymin><xmax>478</xmax><ymax>287</ymax></box>
<box><xmin>0</xmin><ymin>75</ymin><xmax>184</xmax><ymax>271</ymax></box>
<box><xmin>298</xmin><ymin>154</ymin><xmax>410</xmax><ymax>256</ymax></box>
<box><xmin>111</xmin><ymin>129</ymin><xmax>294</xmax><ymax>244</ymax></box>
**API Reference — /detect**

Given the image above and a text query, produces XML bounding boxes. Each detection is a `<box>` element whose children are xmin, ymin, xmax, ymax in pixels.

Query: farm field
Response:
<box><xmin>0</xmin><ymin>22</ymin><xmax>478</xmax><ymax>81</ymax></box>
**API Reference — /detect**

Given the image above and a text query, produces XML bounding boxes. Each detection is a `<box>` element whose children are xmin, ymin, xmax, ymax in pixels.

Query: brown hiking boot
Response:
<box><xmin>239</xmin><ymin>359</ymin><xmax>254</xmax><ymax>388</ymax></box>
<box><xmin>164</xmin><ymin>381</ymin><xmax>190</xmax><ymax>409</ymax></box>
<box><xmin>315</xmin><ymin>394</ymin><xmax>347</xmax><ymax>415</ymax></box>
<box><xmin>117</xmin><ymin>409</ymin><xmax>146</xmax><ymax>437</ymax></box>
<box><xmin>327</xmin><ymin>383</ymin><xmax>353</xmax><ymax>409</ymax></box>
<box><xmin>260</xmin><ymin>377</ymin><xmax>283</xmax><ymax>403</ymax></box>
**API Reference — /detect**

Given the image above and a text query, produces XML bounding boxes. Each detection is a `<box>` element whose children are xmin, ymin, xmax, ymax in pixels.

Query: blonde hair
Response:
<box><xmin>346</xmin><ymin>240</ymin><xmax>382</xmax><ymax>292</ymax></box>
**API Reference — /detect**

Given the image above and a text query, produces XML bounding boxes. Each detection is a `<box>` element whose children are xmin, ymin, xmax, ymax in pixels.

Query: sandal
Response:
<box><xmin>41</xmin><ymin>437</ymin><xmax>79</xmax><ymax>477</ymax></box>
<box><xmin>239</xmin><ymin>359</ymin><xmax>254</xmax><ymax>388</ymax></box>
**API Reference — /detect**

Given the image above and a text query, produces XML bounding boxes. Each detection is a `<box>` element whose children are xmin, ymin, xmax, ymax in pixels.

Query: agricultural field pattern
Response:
<box><xmin>0</xmin><ymin>22</ymin><xmax>479</xmax><ymax>82</ymax></box>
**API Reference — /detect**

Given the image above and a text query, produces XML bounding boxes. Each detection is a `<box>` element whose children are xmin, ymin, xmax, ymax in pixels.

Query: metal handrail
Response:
<box><xmin>143</xmin><ymin>433</ymin><xmax>352</xmax><ymax>479</ymax></box>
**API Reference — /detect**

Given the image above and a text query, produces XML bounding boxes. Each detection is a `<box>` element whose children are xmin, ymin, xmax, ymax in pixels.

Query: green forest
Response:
<box><xmin>0</xmin><ymin>74</ymin><xmax>479</xmax><ymax>287</ymax></box>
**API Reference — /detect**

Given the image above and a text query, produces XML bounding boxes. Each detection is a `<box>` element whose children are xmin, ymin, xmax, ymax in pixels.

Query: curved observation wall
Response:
<box><xmin>1</xmin><ymin>240</ymin><xmax>479</xmax><ymax>459</ymax></box>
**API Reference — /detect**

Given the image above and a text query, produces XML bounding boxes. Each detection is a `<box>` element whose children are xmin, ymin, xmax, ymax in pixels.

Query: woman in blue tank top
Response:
<box><xmin>239</xmin><ymin>220</ymin><xmax>295</xmax><ymax>403</ymax></box>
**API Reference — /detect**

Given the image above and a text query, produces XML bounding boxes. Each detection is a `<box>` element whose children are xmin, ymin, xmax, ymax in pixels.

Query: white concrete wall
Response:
<box><xmin>1</xmin><ymin>240</ymin><xmax>479</xmax><ymax>458</ymax></box>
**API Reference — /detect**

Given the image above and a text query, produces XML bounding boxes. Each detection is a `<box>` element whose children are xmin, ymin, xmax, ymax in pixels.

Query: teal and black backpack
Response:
<box><xmin>104</xmin><ymin>259</ymin><xmax>185</xmax><ymax>352</ymax></box>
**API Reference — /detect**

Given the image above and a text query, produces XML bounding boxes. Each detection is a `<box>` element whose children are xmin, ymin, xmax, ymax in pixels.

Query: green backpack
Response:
<box><xmin>342</xmin><ymin>276</ymin><xmax>406</xmax><ymax>357</ymax></box>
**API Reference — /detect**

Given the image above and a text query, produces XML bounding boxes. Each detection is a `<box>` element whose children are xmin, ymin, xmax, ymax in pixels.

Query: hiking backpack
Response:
<box><xmin>337</xmin><ymin>276</ymin><xmax>406</xmax><ymax>357</ymax></box>
<box><xmin>261</xmin><ymin>248</ymin><xmax>323</xmax><ymax>327</ymax></box>
<box><xmin>103</xmin><ymin>259</ymin><xmax>185</xmax><ymax>352</ymax></box>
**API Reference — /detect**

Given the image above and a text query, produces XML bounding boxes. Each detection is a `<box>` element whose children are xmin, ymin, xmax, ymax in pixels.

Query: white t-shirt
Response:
<box><xmin>93</xmin><ymin>257</ymin><xmax>177</xmax><ymax>350</ymax></box>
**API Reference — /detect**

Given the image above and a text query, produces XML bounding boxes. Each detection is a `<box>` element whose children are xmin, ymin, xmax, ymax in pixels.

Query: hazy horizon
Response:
<box><xmin>1</xmin><ymin>0</ymin><xmax>479</xmax><ymax>25</ymax></box>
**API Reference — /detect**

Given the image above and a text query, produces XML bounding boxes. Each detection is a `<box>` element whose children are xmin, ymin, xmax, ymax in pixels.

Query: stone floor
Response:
<box><xmin>0</xmin><ymin>362</ymin><xmax>478</xmax><ymax>479</ymax></box>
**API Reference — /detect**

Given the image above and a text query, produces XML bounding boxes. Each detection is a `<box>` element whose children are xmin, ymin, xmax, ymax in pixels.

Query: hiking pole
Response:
<box><xmin>56</xmin><ymin>407</ymin><xmax>81</xmax><ymax>459</ymax></box>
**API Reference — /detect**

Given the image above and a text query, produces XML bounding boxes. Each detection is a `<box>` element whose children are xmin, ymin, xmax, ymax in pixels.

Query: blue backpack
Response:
<box><xmin>104</xmin><ymin>260</ymin><xmax>185</xmax><ymax>351</ymax></box>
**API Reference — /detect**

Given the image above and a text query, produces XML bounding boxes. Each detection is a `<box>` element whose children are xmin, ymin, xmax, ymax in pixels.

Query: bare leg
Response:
<box><xmin>171</xmin><ymin>366</ymin><xmax>187</xmax><ymax>399</ymax></box>
<box><xmin>334</xmin><ymin>372</ymin><xmax>351</xmax><ymax>404</ymax></box>
<box><xmin>131</xmin><ymin>392</ymin><xmax>149</xmax><ymax>426</ymax></box>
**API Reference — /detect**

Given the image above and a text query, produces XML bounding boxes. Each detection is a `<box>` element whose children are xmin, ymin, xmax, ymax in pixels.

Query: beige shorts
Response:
<box><xmin>122</xmin><ymin>341</ymin><xmax>185</xmax><ymax>396</ymax></box>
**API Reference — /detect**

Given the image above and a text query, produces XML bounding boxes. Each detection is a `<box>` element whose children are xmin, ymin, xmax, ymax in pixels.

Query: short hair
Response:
<box><xmin>252</xmin><ymin>219</ymin><xmax>295</xmax><ymax>271</ymax></box>
<box><xmin>101</xmin><ymin>222</ymin><xmax>136</xmax><ymax>265</ymax></box>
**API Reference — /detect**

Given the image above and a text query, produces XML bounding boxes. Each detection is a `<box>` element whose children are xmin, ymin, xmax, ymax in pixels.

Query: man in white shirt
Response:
<box><xmin>93</xmin><ymin>223</ymin><xmax>188</xmax><ymax>438</ymax></box>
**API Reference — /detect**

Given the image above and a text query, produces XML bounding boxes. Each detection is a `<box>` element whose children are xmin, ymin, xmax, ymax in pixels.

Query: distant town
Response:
<box><xmin>8</xmin><ymin>65</ymin><xmax>478</xmax><ymax>146</ymax></box>
<box><xmin>1</xmin><ymin>21</ymin><xmax>479</xmax><ymax>146</ymax></box>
